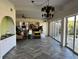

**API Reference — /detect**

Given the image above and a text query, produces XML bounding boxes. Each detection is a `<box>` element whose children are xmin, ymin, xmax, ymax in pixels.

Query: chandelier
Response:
<box><xmin>31</xmin><ymin>0</ymin><xmax>55</xmax><ymax>19</ymax></box>
<box><xmin>41</xmin><ymin>0</ymin><xmax>55</xmax><ymax>19</ymax></box>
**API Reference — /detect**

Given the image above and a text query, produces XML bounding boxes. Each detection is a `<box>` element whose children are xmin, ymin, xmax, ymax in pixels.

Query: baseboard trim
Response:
<box><xmin>49</xmin><ymin>36</ymin><xmax>61</xmax><ymax>43</ymax></box>
<box><xmin>49</xmin><ymin>36</ymin><xmax>78</xmax><ymax>55</ymax></box>
<box><xmin>65</xmin><ymin>46</ymin><xmax>78</xmax><ymax>55</ymax></box>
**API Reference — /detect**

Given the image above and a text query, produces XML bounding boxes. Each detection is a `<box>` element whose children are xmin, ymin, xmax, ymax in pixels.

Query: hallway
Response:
<box><xmin>0</xmin><ymin>0</ymin><xmax>78</xmax><ymax>59</ymax></box>
<box><xmin>4</xmin><ymin>37</ymin><xmax>77</xmax><ymax>59</ymax></box>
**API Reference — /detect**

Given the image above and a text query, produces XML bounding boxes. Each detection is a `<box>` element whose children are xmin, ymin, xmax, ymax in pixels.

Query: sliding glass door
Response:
<box><xmin>54</xmin><ymin>20</ymin><xmax>61</xmax><ymax>42</ymax></box>
<box><xmin>66</xmin><ymin>16</ymin><xmax>75</xmax><ymax>49</ymax></box>
<box><xmin>52</xmin><ymin>20</ymin><xmax>61</xmax><ymax>43</ymax></box>
<box><xmin>74</xmin><ymin>15</ymin><xmax>78</xmax><ymax>53</ymax></box>
<box><xmin>65</xmin><ymin>15</ymin><xmax>78</xmax><ymax>54</ymax></box>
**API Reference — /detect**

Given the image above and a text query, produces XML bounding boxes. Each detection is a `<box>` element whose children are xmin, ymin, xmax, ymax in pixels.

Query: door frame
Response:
<box><xmin>65</xmin><ymin>15</ymin><xmax>78</xmax><ymax>55</ymax></box>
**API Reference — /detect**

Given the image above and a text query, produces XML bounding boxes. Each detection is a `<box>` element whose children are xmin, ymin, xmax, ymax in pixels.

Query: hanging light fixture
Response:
<box><xmin>31</xmin><ymin>0</ymin><xmax>55</xmax><ymax>20</ymax></box>
<box><xmin>41</xmin><ymin>0</ymin><xmax>55</xmax><ymax>19</ymax></box>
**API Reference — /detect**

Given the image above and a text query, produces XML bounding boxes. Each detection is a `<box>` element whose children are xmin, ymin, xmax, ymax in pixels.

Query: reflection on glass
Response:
<box><xmin>67</xmin><ymin>16</ymin><xmax>75</xmax><ymax>49</ymax></box>
<box><xmin>54</xmin><ymin>20</ymin><xmax>61</xmax><ymax>42</ymax></box>
<box><xmin>52</xmin><ymin>22</ymin><xmax>55</xmax><ymax>38</ymax></box>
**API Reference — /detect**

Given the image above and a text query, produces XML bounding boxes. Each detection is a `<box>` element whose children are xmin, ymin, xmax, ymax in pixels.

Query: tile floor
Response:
<box><xmin>3</xmin><ymin>37</ymin><xmax>78</xmax><ymax>59</ymax></box>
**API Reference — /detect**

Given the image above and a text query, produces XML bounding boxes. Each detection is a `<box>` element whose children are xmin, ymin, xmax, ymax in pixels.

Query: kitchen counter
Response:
<box><xmin>0</xmin><ymin>35</ymin><xmax>16</xmax><ymax>59</ymax></box>
<box><xmin>0</xmin><ymin>34</ymin><xmax>14</xmax><ymax>40</ymax></box>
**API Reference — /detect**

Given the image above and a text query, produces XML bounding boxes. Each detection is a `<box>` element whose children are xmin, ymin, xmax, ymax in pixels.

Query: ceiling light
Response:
<box><xmin>41</xmin><ymin>0</ymin><xmax>55</xmax><ymax>20</ymax></box>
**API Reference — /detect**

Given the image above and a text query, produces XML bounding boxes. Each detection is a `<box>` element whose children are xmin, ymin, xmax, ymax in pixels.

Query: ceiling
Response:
<box><xmin>9</xmin><ymin>0</ymin><xmax>77</xmax><ymax>19</ymax></box>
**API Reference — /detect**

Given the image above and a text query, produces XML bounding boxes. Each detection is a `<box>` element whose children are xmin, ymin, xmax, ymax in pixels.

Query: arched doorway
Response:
<box><xmin>0</xmin><ymin>16</ymin><xmax>15</xmax><ymax>37</ymax></box>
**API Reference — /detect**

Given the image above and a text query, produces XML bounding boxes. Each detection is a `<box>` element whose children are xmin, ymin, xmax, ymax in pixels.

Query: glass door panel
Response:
<box><xmin>53</xmin><ymin>22</ymin><xmax>55</xmax><ymax>38</ymax></box>
<box><xmin>67</xmin><ymin>16</ymin><xmax>75</xmax><ymax>49</ymax></box>
<box><xmin>54</xmin><ymin>20</ymin><xmax>61</xmax><ymax>42</ymax></box>
<box><xmin>74</xmin><ymin>15</ymin><xmax>78</xmax><ymax>53</ymax></box>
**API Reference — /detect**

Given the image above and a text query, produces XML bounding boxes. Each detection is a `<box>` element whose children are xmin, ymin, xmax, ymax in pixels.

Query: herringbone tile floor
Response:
<box><xmin>3</xmin><ymin>37</ymin><xmax>77</xmax><ymax>59</ymax></box>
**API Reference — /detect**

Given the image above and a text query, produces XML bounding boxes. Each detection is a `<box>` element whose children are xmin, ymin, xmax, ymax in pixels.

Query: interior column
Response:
<box><xmin>48</xmin><ymin>20</ymin><xmax>50</xmax><ymax>36</ymax></box>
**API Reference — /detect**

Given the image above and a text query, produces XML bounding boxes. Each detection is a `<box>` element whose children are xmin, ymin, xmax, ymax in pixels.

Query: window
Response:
<box><xmin>65</xmin><ymin>15</ymin><xmax>78</xmax><ymax>54</ymax></box>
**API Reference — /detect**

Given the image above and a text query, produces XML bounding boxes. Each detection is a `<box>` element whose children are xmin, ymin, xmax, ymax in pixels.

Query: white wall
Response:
<box><xmin>0</xmin><ymin>35</ymin><xmax>16</xmax><ymax>59</ymax></box>
<box><xmin>0</xmin><ymin>0</ymin><xmax>16</xmax><ymax>23</ymax></box>
<box><xmin>0</xmin><ymin>0</ymin><xmax>16</xmax><ymax>36</ymax></box>
<box><xmin>0</xmin><ymin>0</ymin><xmax>16</xmax><ymax>59</ymax></box>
